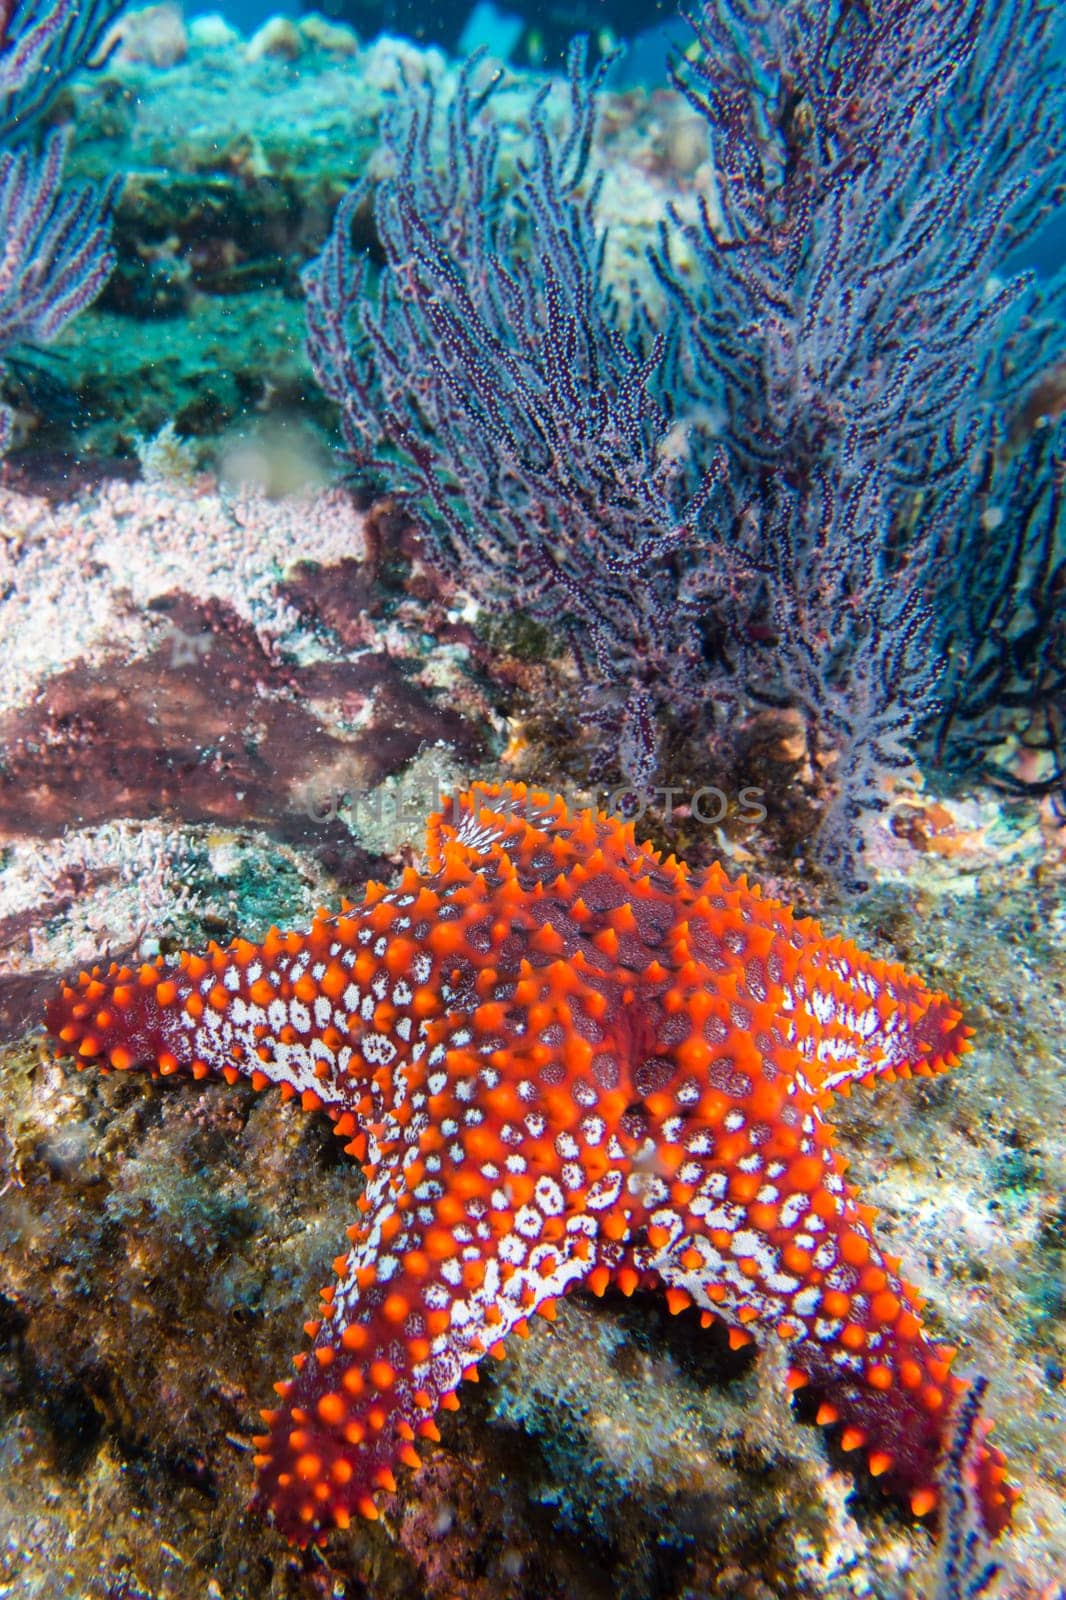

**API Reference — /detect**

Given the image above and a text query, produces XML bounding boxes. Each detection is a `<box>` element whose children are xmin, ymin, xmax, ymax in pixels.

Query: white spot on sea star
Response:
<box><xmin>362</xmin><ymin>1032</ymin><xmax>397</xmax><ymax>1066</ymax></box>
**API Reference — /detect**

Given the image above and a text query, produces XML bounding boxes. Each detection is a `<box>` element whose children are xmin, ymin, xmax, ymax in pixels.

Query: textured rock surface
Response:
<box><xmin>1</xmin><ymin>779</ymin><xmax>1064</xmax><ymax>1595</ymax></box>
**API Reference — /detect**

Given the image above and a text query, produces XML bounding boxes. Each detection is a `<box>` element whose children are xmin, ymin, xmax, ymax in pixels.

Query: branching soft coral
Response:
<box><xmin>303</xmin><ymin>41</ymin><xmax>730</xmax><ymax>788</ymax></box>
<box><xmin>304</xmin><ymin>2</ymin><xmax>1066</xmax><ymax>878</ymax></box>
<box><xmin>654</xmin><ymin>0</ymin><xmax>1066</xmax><ymax>880</ymax></box>
<box><xmin>0</xmin><ymin>0</ymin><xmax>122</xmax><ymax>452</ymax></box>
<box><xmin>1</xmin><ymin>0</ymin><xmax>124</xmax><ymax>138</ymax></box>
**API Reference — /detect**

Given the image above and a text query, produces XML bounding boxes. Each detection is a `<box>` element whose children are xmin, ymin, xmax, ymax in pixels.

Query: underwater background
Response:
<box><xmin>0</xmin><ymin>0</ymin><xmax>1064</xmax><ymax>1596</ymax></box>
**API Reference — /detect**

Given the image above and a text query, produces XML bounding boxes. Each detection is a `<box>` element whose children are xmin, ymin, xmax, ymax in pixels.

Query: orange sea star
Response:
<box><xmin>43</xmin><ymin>781</ymin><xmax>1014</xmax><ymax>1543</ymax></box>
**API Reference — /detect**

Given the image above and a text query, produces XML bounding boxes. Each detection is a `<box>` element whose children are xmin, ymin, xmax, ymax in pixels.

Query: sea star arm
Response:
<box><xmin>645</xmin><ymin>877</ymin><xmax>1013</xmax><ymax>1536</ymax></box>
<box><xmin>785</xmin><ymin>928</ymin><xmax>973</xmax><ymax>1098</ymax></box>
<box><xmin>45</xmin><ymin>931</ymin><xmax>603</xmax><ymax>1545</ymax></box>
<box><xmin>641</xmin><ymin>1136</ymin><xmax>1013</xmax><ymax>1538</ymax></box>
<box><xmin>251</xmin><ymin>1086</ymin><xmax>598</xmax><ymax>1543</ymax></box>
<box><xmin>692</xmin><ymin>863</ymin><xmax>973</xmax><ymax>1099</ymax></box>
<box><xmin>42</xmin><ymin>922</ymin><xmax>379</xmax><ymax>1109</ymax></box>
<box><xmin>41</xmin><ymin>875</ymin><xmax>452</xmax><ymax>1122</ymax></box>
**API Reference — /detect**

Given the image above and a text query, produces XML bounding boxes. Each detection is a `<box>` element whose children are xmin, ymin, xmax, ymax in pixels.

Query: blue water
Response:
<box><xmin>199</xmin><ymin>0</ymin><xmax>685</xmax><ymax>78</ymax></box>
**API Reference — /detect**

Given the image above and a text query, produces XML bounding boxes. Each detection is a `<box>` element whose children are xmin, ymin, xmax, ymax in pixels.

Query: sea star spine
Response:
<box><xmin>44</xmin><ymin>781</ymin><xmax>1014</xmax><ymax>1544</ymax></box>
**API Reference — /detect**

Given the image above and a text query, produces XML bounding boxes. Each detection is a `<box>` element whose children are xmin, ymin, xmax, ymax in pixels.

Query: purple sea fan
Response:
<box><xmin>1</xmin><ymin>0</ymin><xmax>125</xmax><ymax>139</ymax></box>
<box><xmin>303</xmin><ymin>41</ymin><xmax>729</xmax><ymax>787</ymax></box>
<box><xmin>0</xmin><ymin>0</ymin><xmax>66</xmax><ymax>92</ymax></box>
<box><xmin>0</xmin><ymin>127</ymin><xmax>115</xmax><ymax>451</ymax></box>
<box><xmin>650</xmin><ymin>0</ymin><xmax>1066</xmax><ymax>884</ymax></box>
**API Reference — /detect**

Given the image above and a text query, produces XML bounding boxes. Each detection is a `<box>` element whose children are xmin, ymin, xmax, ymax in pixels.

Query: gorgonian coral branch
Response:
<box><xmin>0</xmin><ymin>127</ymin><xmax>116</xmax><ymax>449</ymax></box>
<box><xmin>0</xmin><ymin>0</ymin><xmax>125</xmax><ymax>140</ymax></box>
<box><xmin>304</xmin><ymin>40</ymin><xmax>729</xmax><ymax>786</ymax></box>
<box><xmin>651</xmin><ymin>0</ymin><xmax>1066</xmax><ymax>883</ymax></box>
<box><xmin>930</xmin><ymin>1375</ymin><xmax>1004</xmax><ymax>1600</ymax></box>
<box><xmin>306</xmin><ymin>4</ymin><xmax>1065</xmax><ymax>874</ymax></box>
<box><xmin>934</xmin><ymin>433</ymin><xmax>1065</xmax><ymax>795</ymax></box>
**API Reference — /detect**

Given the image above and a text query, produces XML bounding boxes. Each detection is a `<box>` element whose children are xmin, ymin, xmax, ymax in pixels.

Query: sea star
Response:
<box><xmin>44</xmin><ymin>781</ymin><xmax>1014</xmax><ymax>1544</ymax></box>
